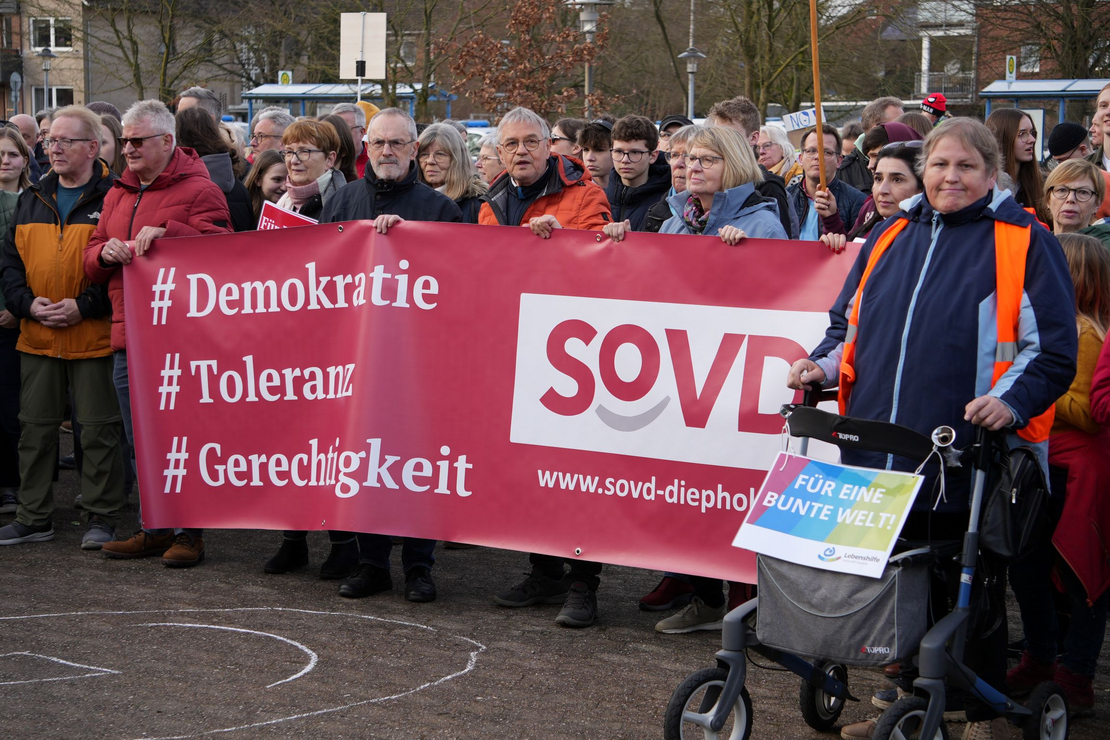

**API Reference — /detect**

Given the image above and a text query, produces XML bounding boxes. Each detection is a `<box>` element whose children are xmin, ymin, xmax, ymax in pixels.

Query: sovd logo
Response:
<box><xmin>540</xmin><ymin>318</ymin><xmax>804</xmax><ymax>435</ymax></box>
<box><xmin>510</xmin><ymin>295</ymin><xmax>829</xmax><ymax>468</ymax></box>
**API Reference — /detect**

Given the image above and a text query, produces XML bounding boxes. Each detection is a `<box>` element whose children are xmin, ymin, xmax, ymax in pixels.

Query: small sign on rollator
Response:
<box><xmin>734</xmin><ymin>453</ymin><xmax>923</xmax><ymax>578</ymax></box>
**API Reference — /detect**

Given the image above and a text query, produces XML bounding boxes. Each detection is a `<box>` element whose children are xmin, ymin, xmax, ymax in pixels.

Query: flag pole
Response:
<box><xmin>809</xmin><ymin>0</ymin><xmax>826</xmax><ymax>189</ymax></box>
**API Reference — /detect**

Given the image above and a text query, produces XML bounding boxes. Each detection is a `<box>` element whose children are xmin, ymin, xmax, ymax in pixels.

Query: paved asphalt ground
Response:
<box><xmin>2</xmin><ymin>436</ymin><xmax>1108</xmax><ymax>739</ymax></box>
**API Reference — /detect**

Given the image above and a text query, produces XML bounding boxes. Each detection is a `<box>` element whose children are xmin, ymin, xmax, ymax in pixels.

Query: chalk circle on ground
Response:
<box><xmin>0</xmin><ymin>606</ymin><xmax>486</xmax><ymax>740</ymax></box>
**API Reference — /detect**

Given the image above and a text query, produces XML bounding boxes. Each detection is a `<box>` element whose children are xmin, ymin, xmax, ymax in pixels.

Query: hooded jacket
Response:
<box><xmin>1</xmin><ymin>162</ymin><xmax>115</xmax><ymax>359</ymax></box>
<box><xmin>200</xmin><ymin>152</ymin><xmax>254</xmax><ymax>232</ymax></box>
<box><xmin>320</xmin><ymin>161</ymin><xmax>462</xmax><ymax>224</ymax></box>
<box><xmin>83</xmin><ymin>146</ymin><xmax>233</xmax><ymax>351</ymax></box>
<box><xmin>604</xmin><ymin>158</ymin><xmax>670</xmax><ymax>231</ymax></box>
<box><xmin>658</xmin><ymin>182</ymin><xmax>788</xmax><ymax>240</ymax></box>
<box><xmin>809</xmin><ymin>190</ymin><xmax>1076</xmax><ymax>511</ymax></box>
<box><xmin>837</xmin><ymin>146</ymin><xmax>873</xmax><ymax>193</ymax></box>
<box><xmin>478</xmin><ymin>155</ymin><xmax>611</xmax><ymax>229</ymax></box>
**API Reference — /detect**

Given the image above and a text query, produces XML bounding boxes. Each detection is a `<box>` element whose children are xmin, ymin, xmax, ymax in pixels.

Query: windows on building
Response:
<box><xmin>33</xmin><ymin>86</ymin><xmax>74</xmax><ymax>111</ymax></box>
<box><xmin>30</xmin><ymin>17</ymin><xmax>73</xmax><ymax>50</ymax></box>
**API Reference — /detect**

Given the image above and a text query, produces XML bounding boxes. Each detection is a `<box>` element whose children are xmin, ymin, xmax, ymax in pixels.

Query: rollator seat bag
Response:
<box><xmin>755</xmin><ymin>554</ymin><xmax>929</xmax><ymax>666</ymax></box>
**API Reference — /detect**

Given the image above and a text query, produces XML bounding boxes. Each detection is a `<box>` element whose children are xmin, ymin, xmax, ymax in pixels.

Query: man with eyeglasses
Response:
<box><xmin>604</xmin><ymin>115</ymin><xmax>670</xmax><ymax>232</ymax></box>
<box><xmin>477</xmin><ymin>106</ymin><xmax>610</xmax><ymax>237</ymax></box>
<box><xmin>331</xmin><ymin>103</ymin><xmax>369</xmax><ymax>179</ymax></box>
<box><xmin>657</xmin><ymin>114</ymin><xmax>693</xmax><ymax>154</ymax></box>
<box><xmin>787</xmin><ymin>124</ymin><xmax>865</xmax><ymax>241</ymax></box>
<box><xmin>1049</xmin><ymin>122</ymin><xmax>1110</xmax><ymax>221</ymax></box>
<box><xmin>248</xmin><ymin>108</ymin><xmax>295</xmax><ymax>163</ymax></box>
<box><xmin>318</xmin><ymin>108</ymin><xmax>459</xmax><ymax>603</ymax></box>
<box><xmin>83</xmin><ymin>99</ymin><xmax>231</xmax><ymax>567</ymax></box>
<box><xmin>0</xmin><ymin>106</ymin><xmax>121</xmax><ymax>549</ymax></box>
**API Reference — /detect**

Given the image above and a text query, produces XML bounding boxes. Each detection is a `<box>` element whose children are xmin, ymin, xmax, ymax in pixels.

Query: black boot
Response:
<box><xmin>263</xmin><ymin>538</ymin><xmax>309</xmax><ymax>574</ymax></box>
<box><xmin>319</xmin><ymin>538</ymin><xmax>359</xmax><ymax>580</ymax></box>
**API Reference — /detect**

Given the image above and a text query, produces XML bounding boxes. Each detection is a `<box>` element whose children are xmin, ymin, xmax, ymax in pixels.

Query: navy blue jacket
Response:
<box><xmin>605</xmin><ymin>158</ymin><xmax>671</xmax><ymax>231</ymax></box>
<box><xmin>321</xmin><ymin>161</ymin><xmax>462</xmax><ymax>224</ymax></box>
<box><xmin>787</xmin><ymin>176</ymin><xmax>866</xmax><ymax>237</ymax></box>
<box><xmin>810</xmin><ymin>190</ymin><xmax>1076</xmax><ymax>511</ymax></box>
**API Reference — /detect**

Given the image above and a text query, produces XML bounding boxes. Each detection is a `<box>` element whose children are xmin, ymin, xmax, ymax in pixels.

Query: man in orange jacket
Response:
<box><xmin>0</xmin><ymin>106</ymin><xmax>123</xmax><ymax>549</ymax></box>
<box><xmin>478</xmin><ymin>106</ymin><xmax>610</xmax><ymax>235</ymax></box>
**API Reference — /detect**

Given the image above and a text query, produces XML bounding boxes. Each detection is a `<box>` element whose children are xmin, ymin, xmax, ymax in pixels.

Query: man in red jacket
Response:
<box><xmin>82</xmin><ymin>99</ymin><xmax>231</xmax><ymax>567</ymax></box>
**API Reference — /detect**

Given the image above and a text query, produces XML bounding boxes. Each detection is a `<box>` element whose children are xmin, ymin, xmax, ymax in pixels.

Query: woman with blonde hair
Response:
<box><xmin>417</xmin><ymin>123</ymin><xmax>487</xmax><ymax>223</ymax></box>
<box><xmin>0</xmin><ymin>126</ymin><xmax>31</xmax><ymax>193</ymax></box>
<box><xmin>756</xmin><ymin>125</ymin><xmax>802</xmax><ymax>183</ymax></box>
<box><xmin>1043</xmin><ymin>158</ymin><xmax>1110</xmax><ymax>247</ymax></box>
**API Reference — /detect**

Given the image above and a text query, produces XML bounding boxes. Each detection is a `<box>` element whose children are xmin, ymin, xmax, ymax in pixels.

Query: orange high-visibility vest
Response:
<box><xmin>838</xmin><ymin>218</ymin><xmax>1054</xmax><ymax>443</ymax></box>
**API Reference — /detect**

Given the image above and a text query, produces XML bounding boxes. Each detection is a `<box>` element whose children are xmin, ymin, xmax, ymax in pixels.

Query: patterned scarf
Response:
<box><xmin>681</xmin><ymin>194</ymin><xmax>710</xmax><ymax>234</ymax></box>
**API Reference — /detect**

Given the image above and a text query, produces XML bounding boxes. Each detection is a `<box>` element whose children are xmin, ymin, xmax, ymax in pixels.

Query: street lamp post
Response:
<box><xmin>37</xmin><ymin>47</ymin><xmax>57</xmax><ymax>111</ymax></box>
<box><xmin>568</xmin><ymin>0</ymin><xmax>612</xmax><ymax>118</ymax></box>
<box><xmin>677</xmin><ymin>1</ymin><xmax>705</xmax><ymax>120</ymax></box>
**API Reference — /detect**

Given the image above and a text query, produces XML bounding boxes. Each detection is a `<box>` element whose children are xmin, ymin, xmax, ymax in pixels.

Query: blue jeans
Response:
<box><xmin>1009</xmin><ymin>540</ymin><xmax>1108</xmax><ymax>677</ymax></box>
<box><xmin>113</xmin><ymin>350</ymin><xmax>200</xmax><ymax>538</ymax></box>
<box><xmin>356</xmin><ymin>534</ymin><xmax>435</xmax><ymax>574</ymax></box>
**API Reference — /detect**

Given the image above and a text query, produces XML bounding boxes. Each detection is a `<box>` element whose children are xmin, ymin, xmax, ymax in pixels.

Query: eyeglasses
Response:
<box><xmin>663</xmin><ymin>150</ymin><xmax>685</xmax><ymax>163</ymax></box>
<box><xmin>757</xmin><ymin>142</ymin><xmax>779</xmax><ymax>152</ymax></box>
<box><xmin>610</xmin><ymin>148</ymin><xmax>651</xmax><ymax>162</ymax></box>
<box><xmin>879</xmin><ymin>140</ymin><xmax>924</xmax><ymax>152</ymax></box>
<box><xmin>367</xmin><ymin>138</ymin><xmax>414</xmax><ymax>151</ymax></box>
<box><xmin>281</xmin><ymin>148</ymin><xmax>324</xmax><ymax>162</ymax></box>
<box><xmin>803</xmin><ymin>148</ymin><xmax>839</xmax><ymax>158</ymax></box>
<box><xmin>43</xmin><ymin>138</ymin><xmax>93</xmax><ymax>150</ymax></box>
<box><xmin>119</xmin><ymin>134</ymin><xmax>167</xmax><ymax>149</ymax></box>
<box><xmin>500</xmin><ymin>138</ymin><xmax>544</xmax><ymax>153</ymax></box>
<box><xmin>683</xmin><ymin>154</ymin><xmax>724</xmax><ymax>169</ymax></box>
<box><xmin>1049</xmin><ymin>185</ymin><xmax>1097</xmax><ymax>202</ymax></box>
<box><xmin>417</xmin><ymin>151</ymin><xmax>451</xmax><ymax>164</ymax></box>
<box><xmin>477</xmin><ymin>155</ymin><xmax>500</xmax><ymax>163</ymax></box>
<box><xmin>550</xmin><ymin>135</ymin><xmax>572</xmax><ymax>144</ymax></box>
<box><xmin>250</xmin><ymin>133</ymin><xmax>282</xmax><ymax>144</ymax></box>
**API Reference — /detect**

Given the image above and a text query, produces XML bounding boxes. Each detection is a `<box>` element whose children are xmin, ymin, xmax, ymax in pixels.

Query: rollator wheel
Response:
<box><xmin>663</xmin><ymin>667</ymin><xmax>753</xmax><ymax>740</ymax></box>
<box><xmin>873</xmin><ymin>696</ymin><xmax>950</xmax><ymax>740</ymax></box>
<box><xmin>799</xmin><ymin>661</ymin><xmax>848</xmax><ymax>731</ymax></box>
<box><xmin>1022</xmin><ymin>681</ymin><xmax>1068</xmax><ymax>740</ymax></box>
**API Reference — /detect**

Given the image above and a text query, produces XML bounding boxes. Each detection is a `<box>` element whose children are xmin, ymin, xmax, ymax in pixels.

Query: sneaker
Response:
<box><xmin>81</xmin><ymin>519</ymin><xmax>115</xmax><ymax>550</ymax></box>
<box><xmin>1053</xmin><ymin>663</ymin><xmax>1094</xmax><ymax>717</ymax></box>
<box><xmin>1006</xmin><ymin>650</ymin><xmax>1056</xmax><ymax>696</ymax></box>
<box><xmin>871</xmin><ymin>687</ymin><xmax>908</xmax><ymax>709</ymax></box>
<box><xmin>655</xmin><ymin>597</ymin><xmax>727</xmax><ymax>634</ymax></box>
<box><xmin>0</xmin><ymin>521</ymin><xmax>54</xmax><ymax>545</ymax></box>
<box><xmin>319</xmin><ymin>539</ymin><xmax>359</xmax><ymax>580</ymax></box>
<box><xmin>0</xmin><ymin>488</ymin><xmax>16</xmax><ymax>514</ymax></box>
<box><xmin>404</xmin><ymin>566</ymin><xmax>437</xmax><ymax>603</ymax></box>
<box><xmin>263</xmin><ymin>538</ymin><xmax>309</xmax><ymax>574</ymax></box>
<box><xmin>103</xmin><ymin>530</ymin><xmax>175</xmax><ymax>559</ymax></box>
<box><xmin>493</xmin><ymin>570</ymin><xmax>569</xmax><ymax>607</ymax></box>
<box><xmin>162</xmin><ymin>533</ymin><xmax>205</xmax><ymax>567</ymax></box>
<box><xmin>961</xmin><ymin>717</ymin><xmax>1009</xmax><ymax>740</ymax></box>
<box><xmin>338</xmin><ymin>563</ymin><xmax>393</xmax><ymax>598</ymax></box>
<box><xmin>555</xmin><ymin>582</ymin><xmax>597</xmax><ymax>628</ymax></box>
<box><xmin>639</xmin><ymin>576</ymin><xmax>694</xmax><ymax>611</ymax></box>
<box><xmin>840</xmin><ymin>719</ymin><xmax>876</xmax><ymax>739</ymax></box>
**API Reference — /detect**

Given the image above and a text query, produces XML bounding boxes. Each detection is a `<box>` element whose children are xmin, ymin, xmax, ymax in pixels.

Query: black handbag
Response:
<box><xmin>979</xmin><ymin>445</ymin><xmax>1053</xmax><ymax>561</ymax></box>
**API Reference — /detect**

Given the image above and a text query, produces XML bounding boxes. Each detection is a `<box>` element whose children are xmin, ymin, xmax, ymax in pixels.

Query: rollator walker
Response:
<box><xmin>664</xmin><ymin>394</ymin><xmax>1069</xmax><ymax>740</ymax></box>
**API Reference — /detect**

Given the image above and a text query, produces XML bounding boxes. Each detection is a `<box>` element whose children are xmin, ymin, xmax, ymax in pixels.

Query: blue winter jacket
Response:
<box><xmin>809</xmin><ymin>190</ymin><xmax>1076</xmax><ymax>511</ymax></box>
<box><xmin>659</xmin><ymin>183</ymin><xmax>788</xmax><ymax>239</ymax></box>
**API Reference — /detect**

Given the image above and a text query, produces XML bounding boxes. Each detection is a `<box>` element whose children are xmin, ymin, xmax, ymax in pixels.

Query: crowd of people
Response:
<box><xmin>0</xmin><ymin>82</ymin><xmax>1108</xmax><ymax>737</ymax></box>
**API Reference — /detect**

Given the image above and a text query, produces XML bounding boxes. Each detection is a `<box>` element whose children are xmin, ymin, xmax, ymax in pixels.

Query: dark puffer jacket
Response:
<box><xmin>321</xmin><ymin>161</ymin><xmax>462</xmax><ymax>224</ymax></box>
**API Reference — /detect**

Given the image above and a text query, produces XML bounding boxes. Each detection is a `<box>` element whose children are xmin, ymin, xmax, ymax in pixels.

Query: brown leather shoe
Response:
<box><xmin>162</xmin><ymin>533</ymin><xmax>205</xmax><ymax>567</ymax></box>
<box><xmin>102</xmin><ymin>531</ymin><xmax>175</xmax><ymax>559</ymax></box>
<box><xmin>840</xmin><ymin>719</ymin><xmax>877</xmax><ymax>739</ymax></box>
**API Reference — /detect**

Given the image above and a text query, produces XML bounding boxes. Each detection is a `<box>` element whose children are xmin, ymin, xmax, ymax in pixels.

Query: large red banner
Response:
<box><xmin>123</xmin><ymin>222</ymin><xmax>857</xmax><ymax>582</ymax></box>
